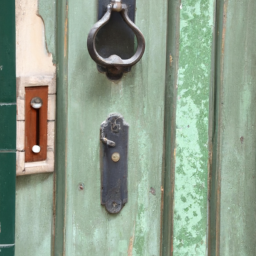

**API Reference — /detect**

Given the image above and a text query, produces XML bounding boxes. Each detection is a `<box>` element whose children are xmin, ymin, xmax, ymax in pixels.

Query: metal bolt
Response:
<box><xmin>111</xmin><ymin>0</ymin><xmax>122</xmax><ymax>12</ymax></box>
<box><xmin>112</xmin><ymin>152</ymin><xmax>120</xmax><ymax>162</ymax></box>
<box><xmin>31</xmin><ymin>97</ymin><xmax>43</xmax><ymax>109</ymax></box>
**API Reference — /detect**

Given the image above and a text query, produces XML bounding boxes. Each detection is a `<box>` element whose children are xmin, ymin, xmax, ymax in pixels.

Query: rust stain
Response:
<box><xmin>221</xmin><ymin>1</ymin><xmax>228</xmax><ymax>71</ymax></box>
<box><xmin>216</xmin><ymin>1</ymin><xmax>229</xmax><ymax>255</ymax></box>
<box><xmin>216</xmin><ymin>170</ymin><xmax>221</xmax><ymax>256</ymax></box>
<box><xmin>127</xmin><ymin>233</ymin><xmax>134</xmax><ymax>256</ymax></box>
<box><xmin>169</xmin><ymin>55</ymin><xmax>173</xmax><ymax>66</ymax></box>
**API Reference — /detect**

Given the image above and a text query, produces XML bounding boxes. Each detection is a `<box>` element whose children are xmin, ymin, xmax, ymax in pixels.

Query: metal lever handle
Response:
<box><xmin>30</xmin><ymin>97</ymin><xmax>42</xmax><ymax>154</ymax></box>
<box><xmin>87</xmin><ymin>0</ymin><xmax>145</xmax><ymax>68</ymax></box>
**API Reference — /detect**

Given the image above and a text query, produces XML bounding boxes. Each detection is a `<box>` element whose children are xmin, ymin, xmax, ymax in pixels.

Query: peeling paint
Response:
<box><xmin>38</xmin><ymin>0</ymin><xmax>56</xmax><ymax>62</ymax></box>
<box><xmin>173</xmin><ymin>0</ymin><xmax>214</xmax><ymax>255</ymax></box>
<box><xmin>16</xmin><ymin>0</ymin><xmax>55</xmax><ymax>77</ymax></box>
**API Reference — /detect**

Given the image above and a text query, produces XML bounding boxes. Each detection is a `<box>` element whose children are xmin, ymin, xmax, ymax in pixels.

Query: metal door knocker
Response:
<box><xmin>87</xmin><ymin>0</ymin><xmax>145</xmax><ymax>80</ymax></box>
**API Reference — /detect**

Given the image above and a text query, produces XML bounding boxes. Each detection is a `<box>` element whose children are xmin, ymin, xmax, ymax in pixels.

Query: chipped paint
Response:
<box><xmin>170</xmin><ymin>55</ymin><xmax>173</xmax><ymax>66</ymax></box>
<box><xmin>38</xmin><ymin>0</ymin><xmax>56</xmax><ymax>62</ymax></box>
<box><xmin>128</xmin><ymin>233</ymin><xmax>135</xmax><ymax>256</ymax></box>
<box><xmin>16</xmin><ymin>0</ymin><xmax>55</xmax><ymax>76</ymax></box>
<box><xmin>173</xmin><ymin>0</ymin><xmax>214</xmax><ymax>255</ymax></box>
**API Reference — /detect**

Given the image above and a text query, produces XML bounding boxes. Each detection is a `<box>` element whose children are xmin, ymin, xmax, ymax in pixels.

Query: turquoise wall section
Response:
<box><xmin>0</xmin><ymin>1</ymin><xmax>16</xmax><ymax>255</ymax></box>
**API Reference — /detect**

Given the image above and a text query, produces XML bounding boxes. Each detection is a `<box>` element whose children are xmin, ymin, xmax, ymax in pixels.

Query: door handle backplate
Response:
<box><xmin>100</xmin><ymin>113</ymin><xmax>129</xmax><ymax>214</ymax></box>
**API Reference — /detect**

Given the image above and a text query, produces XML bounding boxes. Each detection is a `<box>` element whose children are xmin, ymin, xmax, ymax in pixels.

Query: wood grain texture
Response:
<box><xmin>209</xmin><ymin>0</ymin><xmax>256</xmax><ymax>255</ymax></box>
<box><xmin>173</xmin><ymin>0</ymin><xmax>214</xmax><ymax>255</ymax></box>
<box><xmin>161</xmin><ymin>0</ymin><xmax>180</xmax><ymax>255</ymax></box>
<box><xmin>53</xmin><ymin>0</ymin><xmax>69</xmax><ymax>255</ymax></box>
<box><xmin>55</xmin><ymin>0</ymin><xmax>169</xmax><ymax>255</ymax></box>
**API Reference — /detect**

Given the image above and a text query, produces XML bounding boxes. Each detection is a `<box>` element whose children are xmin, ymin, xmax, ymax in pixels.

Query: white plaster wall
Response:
<box><xmin>16</xmin><ymin>0</ymin><xmax>55</xmax><ymax>76</ymax></box>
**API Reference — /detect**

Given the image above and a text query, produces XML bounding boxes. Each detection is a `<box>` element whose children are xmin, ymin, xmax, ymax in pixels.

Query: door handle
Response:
<box><xmin>87</xmin><ymin>0</ymin><xmax>145</xmax><ymax>80</ymax></box>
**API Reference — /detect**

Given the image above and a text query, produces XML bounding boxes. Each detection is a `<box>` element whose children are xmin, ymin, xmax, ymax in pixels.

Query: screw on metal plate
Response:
<box><xmin>100</xmin><ymin>113</ymin><xmax>129</xmax><ymax>214</ymax></box>
<box><xmin>112</xmin><ymin>152</ymin><xmax>120</xmax><ymax>162</ymax></box>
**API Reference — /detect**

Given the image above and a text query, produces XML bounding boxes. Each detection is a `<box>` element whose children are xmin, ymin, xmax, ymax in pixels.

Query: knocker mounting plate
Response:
<box><xmin>87</xmin><ymin>0</ymin><xmax>145</xmax><ymax>80</ymax></box>
<box><xmin>100</xmin><ymin>114</ymin><xmax>129</xmax><ymax>214</ymax></box>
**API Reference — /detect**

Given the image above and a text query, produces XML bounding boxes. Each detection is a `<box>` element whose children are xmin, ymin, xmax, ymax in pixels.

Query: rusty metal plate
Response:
<box><xmin>100</xmin><ymin>114</ymin><xmax>129</xmax><ymax>214</ymax></box>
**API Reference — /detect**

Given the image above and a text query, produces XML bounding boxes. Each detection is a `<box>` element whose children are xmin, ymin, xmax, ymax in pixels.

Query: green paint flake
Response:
<box><xmin>173</xmin><ymin>0</ymin><xmax>214</xmax><ymax>255</ymax></box>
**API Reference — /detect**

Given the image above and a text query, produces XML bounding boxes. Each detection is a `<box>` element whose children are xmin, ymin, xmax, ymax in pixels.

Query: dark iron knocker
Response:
<box><xmin>87</xmin><ymin>0</ymin><xmax>145</xmax><ymax>80</ymax></box>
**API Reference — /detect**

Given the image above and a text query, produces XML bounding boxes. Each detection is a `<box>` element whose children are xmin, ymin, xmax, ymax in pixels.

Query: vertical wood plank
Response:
<box><xmin>55</xmin><ymin>0</ymin><xmax>169</xmax><ymax>255</ymax></box>
<box><xmin>210</xmin><ymin>0</ymin><xmax>256</xmax><ymax>255</ymax></box>
<box><xmin>53</xmin><ymin>0</ymin><xmax>69</xmax><ymax>255</ymax></box>
<box><xmin>173</xmin><ymin>0</ymin><xmax>214</xmax><ymax>254</ymax></box>
<box><xmin>161</xmin><ymin>0</ymin><xmax>180</xmax><ymax>255</ymax></box>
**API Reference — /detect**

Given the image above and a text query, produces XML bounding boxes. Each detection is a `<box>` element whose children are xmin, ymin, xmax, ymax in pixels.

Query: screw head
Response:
<box><xmin>111</xmin><ymin>152</ymin><xmax>120</xmax><ymax>162</ymax></box>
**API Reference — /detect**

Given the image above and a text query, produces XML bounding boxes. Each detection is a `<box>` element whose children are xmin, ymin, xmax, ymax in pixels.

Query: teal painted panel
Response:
<box><xmin>0</xmin><ymin>153</ymin><xmax>16</xmax><ymax>245</ymax></box>
<box><xmin>173</xmin><ymin>0</ymin><xmax>214</xmax><ymax>254</ymax></box>
<box><xmin>0</xmin><ymin>1</ymin><xmax>16</xmax><ymax>253</ymax></box>
<box><xmin>0</xmin><ymin>105</ymin><xmax>16</xmax><ymax>150</ymax></box>
<box><xmin>0</xmin><ymin>246</ymin><xmax>15</xmax><ymax>256</ymax></box>
<box><xmin>15</xmin><ymin>174</ymin><xmax>54</xmax><ymax>256</ymax></box>
<box><xmin>0</xmin><ymin>0</ymin><xmax>16</xmax><ymax>103</ymax></box>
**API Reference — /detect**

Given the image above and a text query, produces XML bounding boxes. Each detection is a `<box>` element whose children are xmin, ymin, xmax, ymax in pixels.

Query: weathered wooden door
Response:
<box><xmin>53</xmin><ymin>0</ymin><xmax>213</xmax><ymax>255</ymax></box>
<box><xmin>5</xmin><ymin>0</ymin><xmax>255</xmax><ymax>255</ymax></box>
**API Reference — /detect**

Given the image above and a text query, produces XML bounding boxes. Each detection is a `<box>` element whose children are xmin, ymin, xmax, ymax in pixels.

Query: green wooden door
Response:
<box><xmin>53</xmin><ymin>0</ymin><xmax>213</xmax><ymax>255</ymax></box>
<box><xmin>10</xmin><ymin>0</ymin><xmax>256</xmax><ymax>255</ymax></box>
